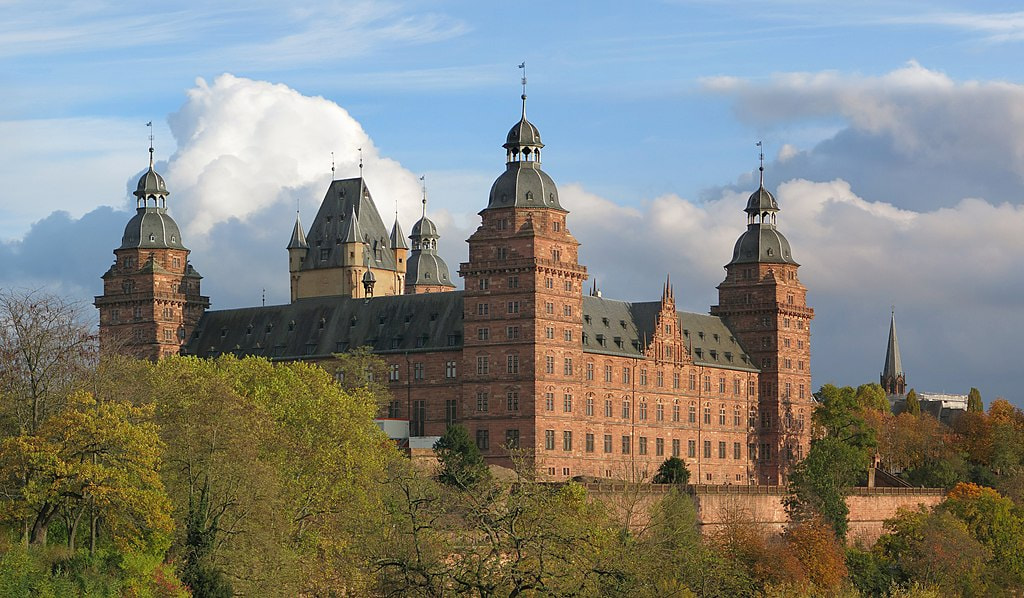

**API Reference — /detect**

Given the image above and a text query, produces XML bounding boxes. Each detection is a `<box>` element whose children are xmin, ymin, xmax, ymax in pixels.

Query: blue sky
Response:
<box><xmin>2</xmin><ymin>1</ymin><xmax>1023</xmax><ymax>405</ymax></box>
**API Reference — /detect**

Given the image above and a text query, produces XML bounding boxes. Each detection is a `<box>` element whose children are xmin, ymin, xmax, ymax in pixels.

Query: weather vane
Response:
<box><xmin>358</xmin><ymin>147</ymin><xmax>363</xmax><ymax>176</ymax></box>
<box><xmin>419</xmin><ymin>175</ymin><xmax>427</xmax><ymax>218</ymax></box>
<box><xmin>756</xmin><ymin>140</ymin><xmax>764</xmax><ymax>185</ymax></box>
<box><xmin>331</xmin><ymin>151</ymin><xmax>335</xmax><ymax>177</ymax></box>
<box><xmin>146</xmin><ymin>121</ymin><xmax>154</xmax><ymax>166</ymax></box>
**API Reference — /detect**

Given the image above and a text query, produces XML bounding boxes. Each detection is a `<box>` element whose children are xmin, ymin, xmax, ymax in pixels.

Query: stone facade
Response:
<box><xmin>108</xmin><ymin>95</ymin><xmax>816</xmax><ymax>484</ymax></box>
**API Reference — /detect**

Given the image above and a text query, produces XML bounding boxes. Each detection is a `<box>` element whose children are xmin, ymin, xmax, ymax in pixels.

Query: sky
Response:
<box><xmin>1</xmin><ymin>0</ymin><xmax>1023</xmax><ymax>405</ymax></box>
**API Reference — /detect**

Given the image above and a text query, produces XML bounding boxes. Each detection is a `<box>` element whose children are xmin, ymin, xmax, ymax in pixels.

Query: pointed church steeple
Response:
<box><xmin>880</xmin><ymin>309</ymin><xmax>906</xmax><ymax>396</ymax></box>
<box><xmin>288</xmin><ymin>211</ymin><xmax>308</xmax><ymax>249</ymax></box>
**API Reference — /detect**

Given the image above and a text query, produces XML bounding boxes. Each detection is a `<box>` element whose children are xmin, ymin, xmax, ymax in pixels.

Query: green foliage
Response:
<box><xmin>812</xmin><ymin>384</ymin><xmax>877</xmax><ymax>450</ymax></box>
<box><xmin>434</xmin><ymin>424</ymin><xmax>490</xmax><ymax>488</ymax></box>
<box><xmin>652</xmin><ymin>456</ymin><xmax>691</xmax><ymax>485</ymax></box>
<box><xmin>787</xmin><ymin>436</ymin><xmax>867</xmax><ymax>539</ymax></box>
<box><xmin>943</xmin><ymin>483</ymin><xmax>1024</xmax><ymax>585</ymax></box>
<box><xmin>905</xmin><ymin>389</ymin><xmax>921</xmax><ymax>416</ymax></box>
<box><xmin>855</xmin><ymin>383</ymin><xmax>890</xmax><ymax>412</ymax></box>
<box><xmin>967</xmin><ymin>387</ymin><xmax>983</xmax><ymax>413</ymax></box>
<box><xmin>846</xmin><ymin>546</ymin><xmax>898</xmax><ymax>597</ymax></box>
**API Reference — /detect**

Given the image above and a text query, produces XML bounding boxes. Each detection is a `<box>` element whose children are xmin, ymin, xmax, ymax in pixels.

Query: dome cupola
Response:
<box><xmin>120</xmin><ymin>144</ymin><xmax>186</xmax><ymax>250</ymax></box>
<box><xmin>727</xmin><ymin>154</ymin><xmax>797</xmax><ymax>266</ymax></box>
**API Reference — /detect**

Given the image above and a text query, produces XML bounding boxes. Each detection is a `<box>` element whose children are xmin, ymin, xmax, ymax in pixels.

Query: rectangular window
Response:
<box><xmin>655</xmin><ymin>437</ymin><xmax>664</xmax><ymax>456</ymax></box>
<box><xmin>719</xmin><ymin>441</ymin><xmax>726</xmax><ymax>459</ymax></box>
<box><xmin>563</xmin><ymin>358</ymin><xmax>573</xmax><ymax>376</ymax></box>
<box><xmin>476</xmin><ymin>356</ymin><xmax>489</xmax><ymax>375</ymax></box>
<box><xmin>799</xmin><ymin>384</ymin><xmax>805</xmax><ymax>399</ymax></box>
<box><xmin>586</xmin><ymin>396</ymin><xmax>594</xmax><ymax>416</ymax></box>
<box><xmin>638</xmin><ymin>401</ymin><xmax>647</xmax><ymax>420</ymax></box>
<box><xmin>545</xmin><ymin>356</ymin><xmax>555</xmax><ymax>374</ymax></box>
<box><xmin>506</xmin><ymin>326</ymin><xmax>520</xmax><ymax>340</ymax></box>
<box><xmin>622</xmin><ymin>400</ymin><xmax>630</xmax><ymax>419</ymax></box>
<box><xmin>734</xmin><ymin>442</ymin><xmax>742</xmax><ymax>460</ymax></box>
<box><xmin>476</xmin><ymin>391</ymin><xmax>489</xmax><ymax>412</ymax></box>
<box><xmin>507</xmin><ymin>354</ymin><xmax>519</xmax><ymax>374</ymax></box>
<box><xmin>586</xmin><ymin>363</ymin><xmax>594</xmax><ymax>381</ymax></box>
<box><xmin>414</xmin><ymin>363</ymin><xmax>424</xmax><ymax>380</ymax></box>
<box><xmin>388</xmin><ymin>400</ymin><xmax>401</xmax><ymax>418</ymax></box>
<box><xmin>749</xmin><ymin>380</ymin><xmax>756</xmax><ymax>397</ymax></box>
<box><xmin>563</xmin><ymin>305</ymin><xmax>572</xmax><ymax>316</ymax></box>
<box><xmin>719</xmin><ymin>406</ymin><xmax>726</xmax><ymax>425</ymax></box>
<box><xmin>704</xmin><ymin>376</ymin><xmax>711</xmax><ymax>392</ymax></box>
<box><xmin>506</xmin><ymin>429</ymin><xmax>520</xmax><ymax>449</ymax></box>
<box><xmin>507</xmin><ymin>391</ymin><xmax>519</xmax><ymax>411</ymax></box>
<box><xmin>672</xmin><ymin>439</ymin><xmax>681</xmax><ymax>457</ymax></box>
<box><xmin>622</xmin><ymin>367</ymin><xmax>630</xmax><ymax>384</ymax></box>
<box><xmin>563</xmin><ymin>329</ymin><xmax>572</xmax><ymax>341</ymax></box>
<box><xmin>411</xmin><ymin>400</ymin><xmax>425</xmax><ymax>436</ymax></box>
<box><xmin>689</xmin><ymin>373</ymin><xmax>696</xmax><ymax>390</ymax></box>
<box><xmin>703</xmin><ymin>440</ymin><xmax>712</xmax><ymax>459</ymax></box>
<box><xmin>546</xmin><ymin>326</ymin><xmax>555</xmax><ymax>339</ymax></box>
<box><xmin>563</xmin><ymin>431</ymin><xmax>573</xmax><ymax>451</ymax></box>
<box><xmin>734</xmin><ymin>379</ymin><xmax>741</xmax><ymax>395</ymax></box>
<box><xmin>703</xmin><ymin>406</ymin><xmax>711</xmax><ymax>424</ymax></box>
<box><xmin>545</xmin><ymin>302</ymin><xmax>554</xmax><ymax>314</ymax></box>
<box><xmin>604</xmin><ymin>434</ymin><xmax>613</xmax><ymax>453</ymax></box>
<box><xmin>656</xmin><ymin>370</ymin><xmax>664</xmax><ymax>387</ymax></box>
<box><xmin>545</xmin><ymin>392</ymin><xmax>555</xmax><ymax>411</ymax></box>
<box><xmin>688</xmin><ymin>439</ymin><xmax>696</xmax><ymax>458</ymax></box>
<box><xmin>508</xmin><ymin>275</ymin><xmax>518</xmax><ymax>288</ymax></box>
<box><xmin>719</xmin><ymin>377</ymin><xmax>726</xmax><ymax>393</ymax></box>
<box><xmin>497</xmin><ymin>246</ymin><xmax>508</xmax><ymax>259</ymax></box>
<box><xmin>749</xmin><ymin>443</ymin><xmax>758</xmax><ymax>461</ymax></box>
<box><xmin>672</xmin><ymin>403</ymin><xmax>680</xmax><ymax>422</ymax></box>
<box><xmin>545</xmin><ymin>430</ymin><xmax>555</xmax><ymax>450</ymax></box>
<box><xmin>545</xmin><ymin>277</ymin><xmax>554</xmax><ymax>289</ymax></box>
<box><xmin>585</xmin><ymin>433</ymin><xmax>595</xmax><ymax>453</ymax></box>
<box><xmin>563</xmin><ymin>394</ymin><xmax>573</xmax><ymax>412</ymax></box>
<box><xmin>638</xmin><ymin>437</ymin><xmax>648</xmax><ymax>455</ymax></box>
<box><xmin>507</xmin><ymin>301</ymin><xmax>520</xmax><ymax>314</ymax></box>
<box><xmin>445</xmin><ymin>400</ymin><xmax>457</xmax><ymax>426</ymax></box>
<box><xmin>656</xmin><ymin>403</ymin><xmax>664</xmax><ymax>422</ymax></box>
<box><xmin>688</xmin><ymin>403</ymin><xmax>696</xmax><ymax>423</ymax></box>
<box><xmin>604</xmin><ymin>399</ymin><xmax>613</xmax><ymax>417</ymax></box>
<box><xmin>673</xmin><ymin>372</ymin><xmax>680</xmax><ymax>389</ymax></box>
<box><xmin>639</xmin><ymin>369</ymin><xmax>648</xmax><ymax>386</ymax></box>
<box><xmin>604</xmin><ymin>366</ymin><xmax>613</xmax><ymax>382</ymax></box>
<box><xmin>478</xmin><ymin>278</ymin><xmax>489</xmax><ymax>290</ymax></box>
<box><xmin>734</xmin><ymin>408</ymin><xmax>741</xmax><ymax>427</ymax></box>
<box><xmin>477</xmin><ymin>303</ymin><xmax>489</xmax><ymax>316</ymax></box>
<box><xmin>622</xmin><ymin>435</ymin><xmax>631</xmax><ymax>455</ymax></box>
<box><xmin>478</xmin><ymin>327</ymin><xmax>490</xmax><ymax>341</ymax></box>
<box><xmin>445</xmin><ymin>361</ymin><xmax>457</xmax><ymax>378</ymax></box>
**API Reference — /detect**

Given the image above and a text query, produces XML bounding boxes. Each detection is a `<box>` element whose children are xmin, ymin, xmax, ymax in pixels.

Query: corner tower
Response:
<box><xmin>95</xmin><ymin>146</ymin><xmax>209</xmax><ymax>359</ymax></box>
<box><xmin>711</xmin><ymin>159</ymin><xmax>813</xmax><ymax>485</ymax></box>
<box><xmin>459</xmin><ymin>89</ymin><xmax>588</xmax><ymax>472</ymax></box>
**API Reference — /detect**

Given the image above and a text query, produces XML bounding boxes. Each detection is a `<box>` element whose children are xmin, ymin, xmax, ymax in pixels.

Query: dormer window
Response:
<box><xmin>149</xmin><ymin>234</ymin><xmax>156</xmax><ymax>242</ymax></box>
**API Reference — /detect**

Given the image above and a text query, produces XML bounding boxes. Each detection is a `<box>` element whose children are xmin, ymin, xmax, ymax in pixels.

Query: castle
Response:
<box><xmin>95</xmin><ymin>92</ymin><xmax>814</xmax><ymax>485</ymax></box>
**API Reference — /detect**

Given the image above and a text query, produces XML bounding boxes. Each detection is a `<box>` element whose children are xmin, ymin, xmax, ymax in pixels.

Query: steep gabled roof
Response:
<box><xmin>301</xmin><ymin>177</ymin><xmax>397</xmax><ymax>272</ymax></box>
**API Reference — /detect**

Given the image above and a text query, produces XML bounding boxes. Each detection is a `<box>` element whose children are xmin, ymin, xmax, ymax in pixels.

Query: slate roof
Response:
<box><xmin>187</xmin><ymin>291</ymin><xmax>755</xmax><ymax>375</ymax></box>
<box><xmin>186</xmin><ymin>292</ymin><xmax>465</xmax><ymax>360</ymax></box>
<box><xmin>119</xmin><ymin>207</ymin><xmax>186</xmax><ymax>250</ymax></box>
<box><xmin>581</xmin><ymin>296</ymin><xmax>758</xmax><ymax>372</ymax></box>
<box><xmin>301</xmin><ymin>177</ymin><xmax>398</xmax><ymax>272</ymax></box>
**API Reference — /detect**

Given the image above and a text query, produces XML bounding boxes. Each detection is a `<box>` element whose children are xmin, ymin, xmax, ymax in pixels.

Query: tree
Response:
<box><xmin>855</xmin><ymin>383</ymin><xmax>890</xmax><ymax>413</ymax></box>
<box><xmin>787</xmin><ymin>436</ymin><xmax>867</xmax><ymax>539</ymax></box>
<box><xmin>968</xmin><ymin>387</ymin><xmax>983</xmax><ymax>413</ymax></box>
<box><xmin>434</xmin><ymin>424</ymin><xmax>490</xmax><ymax>488</ymax></box>
<box><xmin>653</xmin><ymin>456</ymin><xmax>691</xmax><ymax>485</ymax></box>
<box><xmin>942</xmin><ymin>483</ymin><xmax>1024</xmax><ymax>585</ymax></box>
<box><xmin>905</xmin><ymin>389</ymin><xmax>921</xmax><ymax>416</ymax></box>
<box><xmin>0</xmin><ymin>391</ymin><xmax>172</xmax><ymax>549</ymax></box>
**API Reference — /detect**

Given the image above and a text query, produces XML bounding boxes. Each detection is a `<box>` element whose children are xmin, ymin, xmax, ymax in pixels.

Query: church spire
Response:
<box><xmin>880</xmin><ymin>309</ymin><xmax>907</xmax><ymax>396</ymax></box>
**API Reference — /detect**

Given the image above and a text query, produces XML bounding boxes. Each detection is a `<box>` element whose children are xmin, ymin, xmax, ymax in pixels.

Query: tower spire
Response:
<box><xmin>880</xmin><ymin>308</ymin><xmax>906</xmax><ymax>396</ymax></box>
<box><xmin>420</xmin><ymin>175</ymin><xmax>427</xmax><ymax>219</ymax></box>
<box><xmin>518</xmin><ymin>61</ymin><xmax>527</xmax><ymax>117</ymax></box>
<box><xmin>146</xmin><ymin>121</ymin><xmax>155</xmax><ymax>169</ymax></box>
<box><xmin>358</xmin><ymin>147</ymin><xmax>363</xmax><ymax>177</ymax></box>
<box><xmin>756</xmin><ymin>140</ymin><xmax>764</xmax><ymax>188</ymax></box>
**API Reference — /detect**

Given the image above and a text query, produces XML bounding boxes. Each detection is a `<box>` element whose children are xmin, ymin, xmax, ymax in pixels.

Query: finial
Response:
<box><xmin>756</xmin><ymin>140</ymin><xmax>764</xmax><ymax>187</ymax></box>
<box><xmin>261</xmin><ymin>288</ymin><xmax>265</xmax><ymax>307</ymax></box>
<box><xmin>358</xmin><ymin>148</ymin><xmax>363</xmax><ymax>176</ymax></box>
<box><xmin>518</xmin><ymin>61</ymin><xmax>527</xmax><ymax>117</ymax></box>
<box><xmin>331</xmin><ymin>151</ymin><xmax>335</xmax><ymax>177</ymax></box>
<box><xmin>419</xmin><ymin>175</ymin><xmax>427</xmax><ymax>219</ymax></box>
<box><xmin>146</xmin><ymin>121</ymin><xmax>154</xmax><ymax>168</ymax></box>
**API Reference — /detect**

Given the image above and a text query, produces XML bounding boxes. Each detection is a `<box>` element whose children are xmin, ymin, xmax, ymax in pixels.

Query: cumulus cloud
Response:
<box><xmin>703</xmin><ymin>62</ymin><xmax>1024</xmax><ymax>212</ymax></box>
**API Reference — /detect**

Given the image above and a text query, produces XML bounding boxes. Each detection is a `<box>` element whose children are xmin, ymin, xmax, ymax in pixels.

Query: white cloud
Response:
<box><xmin>165</xmin><ymin>74</ymin><xmax>424</xmax><ymax>241</ymax></box>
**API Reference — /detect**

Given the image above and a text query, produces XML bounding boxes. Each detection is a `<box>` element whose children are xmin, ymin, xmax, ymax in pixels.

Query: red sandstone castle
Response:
<box><xmin>96</xmin><ymin>93</ymin><xmax>813</xmax><ymax>485</ymax></box>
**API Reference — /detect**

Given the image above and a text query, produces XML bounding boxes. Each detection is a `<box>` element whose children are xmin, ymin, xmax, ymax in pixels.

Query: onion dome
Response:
<box><xmin>120</xmin><ymin>147</ymin><xmax>185</xmax><ymax>250</ymax></box>
<box><xmin>727</xmin><ymin>164</ymin><xmax>796</xmax><ymax>266</ymax></box>
<box><xmin>485</xmin><ymin>93</ymin><xmax>563</xmax><ymax>212</ymax></box>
